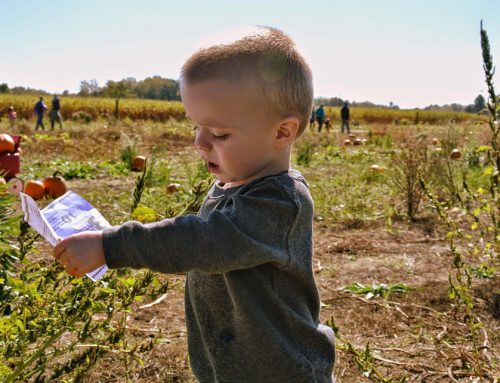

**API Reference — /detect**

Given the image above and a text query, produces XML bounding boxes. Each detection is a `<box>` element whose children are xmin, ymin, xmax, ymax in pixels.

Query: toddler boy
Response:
<box><xmin>54</xmin><ymin>26</ymin><xmax>335</xmax><ymax>382</ymax></box>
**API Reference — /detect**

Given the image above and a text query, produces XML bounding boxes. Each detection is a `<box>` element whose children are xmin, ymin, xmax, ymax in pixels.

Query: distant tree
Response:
<box><xmin>124</xmin><ymin>77</ymin><xmax>137</xmax><ymax>90</ymax></box>
<box><xmin>474</xmin><ymin>94</ymin><xmax>486</xmax><ymax>112</ymax></box>
<box><xmin>10</xmin><ymin>86</ymin><xmax>49</xmax><ymax>95</ymax></box>
<box><xmin>0</xmin><ymin>83</ymin><xmax>9</xmax><ymax>93</ymax></box>
<box><xmin>79</xmin><ymin>79</ymin><xmax>100</xmax><ymax>97</ymax></box>
<box><xmin>314</xmin><ymin>96</ymin><xmax>344</xmax><ymax>107</ymax></box>
<box><xmin>463</xmin><ymin>94</ymin><xmax>487</xmax><ymax>114</ymax></box>
<box><xmin>424</xmin><ymin>103</ymin><xmax>465</xmax><ymax>112</ymax></box>
<box><xmin>465</xmin><ymin>104</ymin><xmax>476</xmax><ymax>113</ymax></box>
<box><xmin>78</xmin><ymin>82</ymin><xmax>89</xmax><ymax>97</ymax></box>
<box><xmin>104</xmin><ymin>80</ymin><xmax>132</xmax><ymax>99</ymax></box>
<box><xmin>76</xmin><ymin>76</ymin><xmax>181</xmax><ymax>100</ymax></box>
<box><xmin>134</xmin><ymin>76</ymin><xmax>180</xmax><ymax>100</ymax></box>
<box><xmin>450</xmin><ymin>103</ymin><xmax>465</xmax><ymax>112</ymax></box>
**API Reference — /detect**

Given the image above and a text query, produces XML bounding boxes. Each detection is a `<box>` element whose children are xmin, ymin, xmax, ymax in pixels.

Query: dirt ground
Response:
<box><xmin>70</xmin><ymin>220</ymin><xmax>498</xmax><ymax>382</ymax></box>
<box><xmin>11</xmin><ymin>123</ymin><xmax>500</xmax><ymax>382</ymax></box>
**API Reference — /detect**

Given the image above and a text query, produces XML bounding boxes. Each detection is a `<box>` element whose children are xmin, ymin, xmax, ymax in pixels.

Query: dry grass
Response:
<box><xmin>2</xmin><ymin>119</ymin><xmax>498</xmax><ymax>382</ymax></box>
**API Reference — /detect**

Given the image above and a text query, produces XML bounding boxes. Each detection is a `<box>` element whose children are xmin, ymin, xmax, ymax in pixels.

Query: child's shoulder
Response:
<box><xmin>239</xmin><ymin>169</ymin><xmax>312</xmax><ymax>206</ymax></box>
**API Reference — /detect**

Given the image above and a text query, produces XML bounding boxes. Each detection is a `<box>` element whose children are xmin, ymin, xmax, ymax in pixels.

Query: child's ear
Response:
<box><xmin>275</xmin><ymin>117</ymin><xmax>299</xmax><ymax>147</ymax></box>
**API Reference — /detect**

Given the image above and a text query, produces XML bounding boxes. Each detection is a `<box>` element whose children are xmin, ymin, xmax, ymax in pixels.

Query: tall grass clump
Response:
<box><xmin>420</xmin><ymin>21</ymin><xmax>499</xmax><ymax>380</ymax></box>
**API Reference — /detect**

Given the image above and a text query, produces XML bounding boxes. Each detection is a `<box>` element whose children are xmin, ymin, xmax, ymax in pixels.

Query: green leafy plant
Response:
<box><xmin>71</xmin><ymin>111</ymin><xmax>92</xmax><ymax>124</ymax></box>
<box><xmin>419</xmin><ymin>21</ymin><xmax>500</xmax><ymax>380</ymax></box>
<box><xmin>390</xmin><ymin>133</ymin><xmax>429</xmax><ymax>221</ymax></box>
<box><xmin>0</xmin><ymin>167</ymin><xmax>169</xmax><ymax>382</ymax></box>
<box><xmin>343</xmin><ymin>282</ymin><xmax>413</xmax><ymax>300</ymax></box>
<box><xmin>120</xmin><ymin>133</ymin><xmax>138</xmax><ymax>170</ymax></box>
<box><xmin>295</xmin><ymin>140</ymin><xmax>315</xmax><ymax>166</ymax></box>
<box><xmin>60</xmin><ymin>161</ymin><xmax>95</xmax><ymax>179</ymax></box>
<box><xmin>97</xmin><ymin>160</ymin><xmax>130</xmax><ymax>176</ymax></box>
<box><xmin>325</xmin><ymin>316</ymin><xmax>407</xmax><ymax>383</ymax></box>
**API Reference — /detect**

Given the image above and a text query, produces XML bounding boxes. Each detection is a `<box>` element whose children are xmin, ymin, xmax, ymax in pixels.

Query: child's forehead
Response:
<box><xmin>182</xmin><ymin>80</ymin><xmax>258</xmax><ymax>108</ymax></box>
<box><xmin>182</xmin><ymin>79</ymin><xmax>269</xmax><ymax>127</ymax></box>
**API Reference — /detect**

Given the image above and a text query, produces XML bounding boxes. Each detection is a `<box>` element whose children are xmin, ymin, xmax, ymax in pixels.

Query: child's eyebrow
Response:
<box><xmin>198</xmin><ymin>120</ymin><xmax>232</xmax><ymax>130</ymax></box>
<box><xmin>185</xmin><ymin>114</ymin><xmax>232</xmax><ymax>129</ymax></box>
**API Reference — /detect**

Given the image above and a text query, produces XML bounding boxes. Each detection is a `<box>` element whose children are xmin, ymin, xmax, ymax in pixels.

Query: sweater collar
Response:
<box><xmin>208</xmin><ymin>169</ymin><xmax>305</xmax><ymax>198</ymax></box>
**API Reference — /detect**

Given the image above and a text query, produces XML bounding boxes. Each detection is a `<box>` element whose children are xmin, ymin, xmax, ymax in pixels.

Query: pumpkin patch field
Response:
<box><xmin>0</xmin><ymin>109</ymin><xmax>499</xmax><ymax>382</ymax></box>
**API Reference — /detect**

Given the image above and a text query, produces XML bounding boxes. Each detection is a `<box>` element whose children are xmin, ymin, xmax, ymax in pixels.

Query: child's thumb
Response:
<box><xmin>53</xmin><ymin>237</ymin><xmax>70</xmax><ymax>260</ymax></box>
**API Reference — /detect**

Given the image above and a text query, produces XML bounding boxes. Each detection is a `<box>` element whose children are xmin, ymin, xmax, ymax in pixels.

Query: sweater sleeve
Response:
<box><xmin>102</xmin><ymin>180</ymin><xmax>298</xmax><ymax>274</ymax></box>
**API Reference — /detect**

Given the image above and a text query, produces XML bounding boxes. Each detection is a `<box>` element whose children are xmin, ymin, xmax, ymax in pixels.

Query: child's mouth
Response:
<box><xmin>207</xmin><ymin>161</ymin><xmax>219</xmax><ymax>172</ymax></box>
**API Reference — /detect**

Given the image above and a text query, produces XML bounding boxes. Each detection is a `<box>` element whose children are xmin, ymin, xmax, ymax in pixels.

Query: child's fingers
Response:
<box><xmin>62</xmin><ymin>257</ymin><xmax>83</xmax><ymax>278</ymax></box>
<box><xmin>58</xmin><ymin>250</ymin><xmax>85</xmax><ymax>278</ymax></box>
<box><xmin>66</xmin><ymin>262</ymin><xmax>85</xmax><ymax>278</ymax></box>
<box><xmin>68</xmin><ymin>265</ymin><xmax>77</xmax><ymax>277</ymax></box>
<box><xmin>74</xmin><ymin>268</ymin><xmax>86</xmax><ymax>278</ymax></box>
<box><xmin>53</xmin><ymin>238</ymin><xmax>69</xmax><ymax>260</ymax></box>
<box><xmin>59</xmin><ymin>250</ymin><xmax>71</xmax><ymax>269</ymax></box>
<box><xmin>65</xmin><ymin>263</ymin><xmax>74</xmax><ymax>274</ymax></box>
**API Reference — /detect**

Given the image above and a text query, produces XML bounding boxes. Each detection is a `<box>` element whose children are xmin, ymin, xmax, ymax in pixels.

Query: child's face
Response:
<box><xmin>181</xmin><ymin>80</ymin><xmax>282</xmax><ymax>188</ymax></box>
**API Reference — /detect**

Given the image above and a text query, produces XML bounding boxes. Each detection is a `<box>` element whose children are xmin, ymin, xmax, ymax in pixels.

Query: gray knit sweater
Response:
<box><xmin>102</xmin><ymin>169</ymin><xmax>335</xmax><ymax>382</ymax></box>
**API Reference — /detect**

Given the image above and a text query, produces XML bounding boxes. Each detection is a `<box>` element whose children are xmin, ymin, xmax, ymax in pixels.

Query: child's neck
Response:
<box><xmin>222</xmin><ymin>158</ymin><xmax>291</xmax><ymax>189</ymax></box>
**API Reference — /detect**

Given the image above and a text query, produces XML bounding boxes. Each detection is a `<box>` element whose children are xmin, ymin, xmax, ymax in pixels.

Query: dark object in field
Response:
<box><xmin>132</xmin><ymin>155</ymin><xmax>147</xmax><ymax>171</ymax></box>
<box><xmin>0</xmin><ymin>134</ymin><xmax>21</xmax><ymax>180</ymax></box>
<box><xmin>43</xmin><ymin>171</ymin><xmax>68</xmax><ymax>198</ymax></box>
<box><xmin>492</xmin><ymin>292</ymin><xmax>500</xmax><ymax>320</ymax></box>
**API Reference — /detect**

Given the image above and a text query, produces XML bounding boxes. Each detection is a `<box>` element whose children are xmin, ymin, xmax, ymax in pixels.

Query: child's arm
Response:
<box><xmin>53</xmin><ymin>231</ymin><xmax>105</xmax><ymax>277</ymax></box>
<box><xmin>102</xmin><ymin>180</ymin><xmax>301</xmax><ymax>275</ymax></box>
<box><xmin>52</xmin><ymin>179</ymin><xmax>306</xmax><ymax>277</ymax></box>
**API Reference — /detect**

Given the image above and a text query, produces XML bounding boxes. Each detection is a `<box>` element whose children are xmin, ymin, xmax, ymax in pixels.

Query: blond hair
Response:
<box><xmin>180</xmin><ymin>27</ymin><xmax>313</xmax><ymax>136</ymax></box>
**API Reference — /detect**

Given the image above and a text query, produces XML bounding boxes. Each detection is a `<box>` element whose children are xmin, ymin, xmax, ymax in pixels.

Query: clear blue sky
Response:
<box><xmin>1</xmin><ymin>0</ymin><xmax>499</xmax><ymax>108</ymax></box>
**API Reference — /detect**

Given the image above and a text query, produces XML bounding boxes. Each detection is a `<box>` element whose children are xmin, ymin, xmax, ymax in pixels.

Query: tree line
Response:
<box><xmin>423</xmin><ymin>94</ymin><xmax>489</xmax><ymax>113</ymax></box>
<box><xmin>314</xmin><ymin>94</ymin><xmax>496</xmax><ymax>114</ymax></box>
<box><xmin>78</xmin><ymin>76</ymin><xmax>180</xmax><ymax>100</ymax></box>
<box><xmin>0</xmin><ymin>76</ymin><xmax>181</xmax><ymax>101</ymax></box>
<box><xmin>0</xmin><ymin>80</ymin><xmax>496</xmax><ymax>113</ymax></box>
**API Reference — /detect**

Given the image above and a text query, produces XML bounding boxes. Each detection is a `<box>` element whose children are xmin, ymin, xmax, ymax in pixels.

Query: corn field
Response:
<box><xmin>0</xmin><ymin>94</ymin><xmax>487</xmax><ymax>125</ymax></box>
<box><xmin>0</xmin><ymin>95</ymin><xmax>186</xmax><ymax>122</ymax></box>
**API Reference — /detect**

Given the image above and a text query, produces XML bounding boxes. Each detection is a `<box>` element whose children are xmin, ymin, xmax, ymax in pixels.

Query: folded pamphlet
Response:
<box><xmin>19</xmin><ymin>191</ymin><xmax>109</xmax><ymax>281</ymax></box>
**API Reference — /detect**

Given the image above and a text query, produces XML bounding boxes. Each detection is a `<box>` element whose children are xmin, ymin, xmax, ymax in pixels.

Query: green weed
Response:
<box><xmin>343</xmin><ymin>282</ymin><xmax>413</xmax><ymax>300</ymax></box>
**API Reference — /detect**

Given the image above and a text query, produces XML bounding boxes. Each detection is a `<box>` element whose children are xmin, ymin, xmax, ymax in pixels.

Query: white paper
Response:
<box><xmin>20</xmin><ymin>192</ymin><xmax>59</xmax><ymax>246</ymax></box>
<box><xmin>20</xmin><ymin>191</ymin><xmax>110</xmax><ymax>281</ymax></box>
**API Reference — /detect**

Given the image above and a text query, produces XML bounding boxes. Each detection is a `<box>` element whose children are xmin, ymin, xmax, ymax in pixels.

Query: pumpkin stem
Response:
<box><xmin>53</xmin><ymin>171</ymin><xmax>63</xmax><ymax>178</ymax></box>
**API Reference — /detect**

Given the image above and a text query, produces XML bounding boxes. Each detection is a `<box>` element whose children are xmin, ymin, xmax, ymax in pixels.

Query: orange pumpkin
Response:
<box><xmin>24</xmin><ymin>180</ymin><xmax>46</xmax><ymax>200</ymax></box>
<box><xmin>370</xmin><ymin>164</ymin><xmax>385</xmax><ymax>173</ymax></box>
<box><xmin>132</xmin><ymin>155</ymin><xmax>147</xmax><ymax>171</ymax></box>
<box><xmin>0</xmin><ymin>134</ymin><xmax>15</xmax><ymax>155</ymax></box>
<box><xmin>343</xmin><ymin>139</ymin><xmax>352</xmax><ymax>146</ymax></box>
<box><xmin>450</xmin><ymin>148</ymin><xmax>462</xmax><ymax>159</ymax></box>
<box><xmin>43</xmin><ymin>171</ymin><xmax>67</xmax><ymax>198</ymax></box>
<box><xmin>166</xmin><ymin>183</ymin><xmax>181</xmax><ymax>194</ymax></box>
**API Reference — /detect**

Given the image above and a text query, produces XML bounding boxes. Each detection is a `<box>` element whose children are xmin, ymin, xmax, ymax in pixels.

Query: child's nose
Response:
<box><xmin>194</xmin><ymin>129</ymin><xmax>212</xmax><ymax>151</ymax></box>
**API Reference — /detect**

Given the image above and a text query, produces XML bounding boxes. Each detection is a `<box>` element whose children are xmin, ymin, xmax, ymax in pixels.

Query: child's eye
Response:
<box><xmin>212</xmin><ymin>134</ymin><xmax>230</xmax><ymax>141</ymax></box>
<box><xmin>192</xmin><ymin>125</ymin><xmax>229</xmax><ymax>140</ymax></box>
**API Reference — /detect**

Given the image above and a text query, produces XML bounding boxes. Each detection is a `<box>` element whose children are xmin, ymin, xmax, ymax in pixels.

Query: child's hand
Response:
<box><xmin>53</xmin><ymin>231</ymin><xmax>105</xmax><ymax>278</ymax></box>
